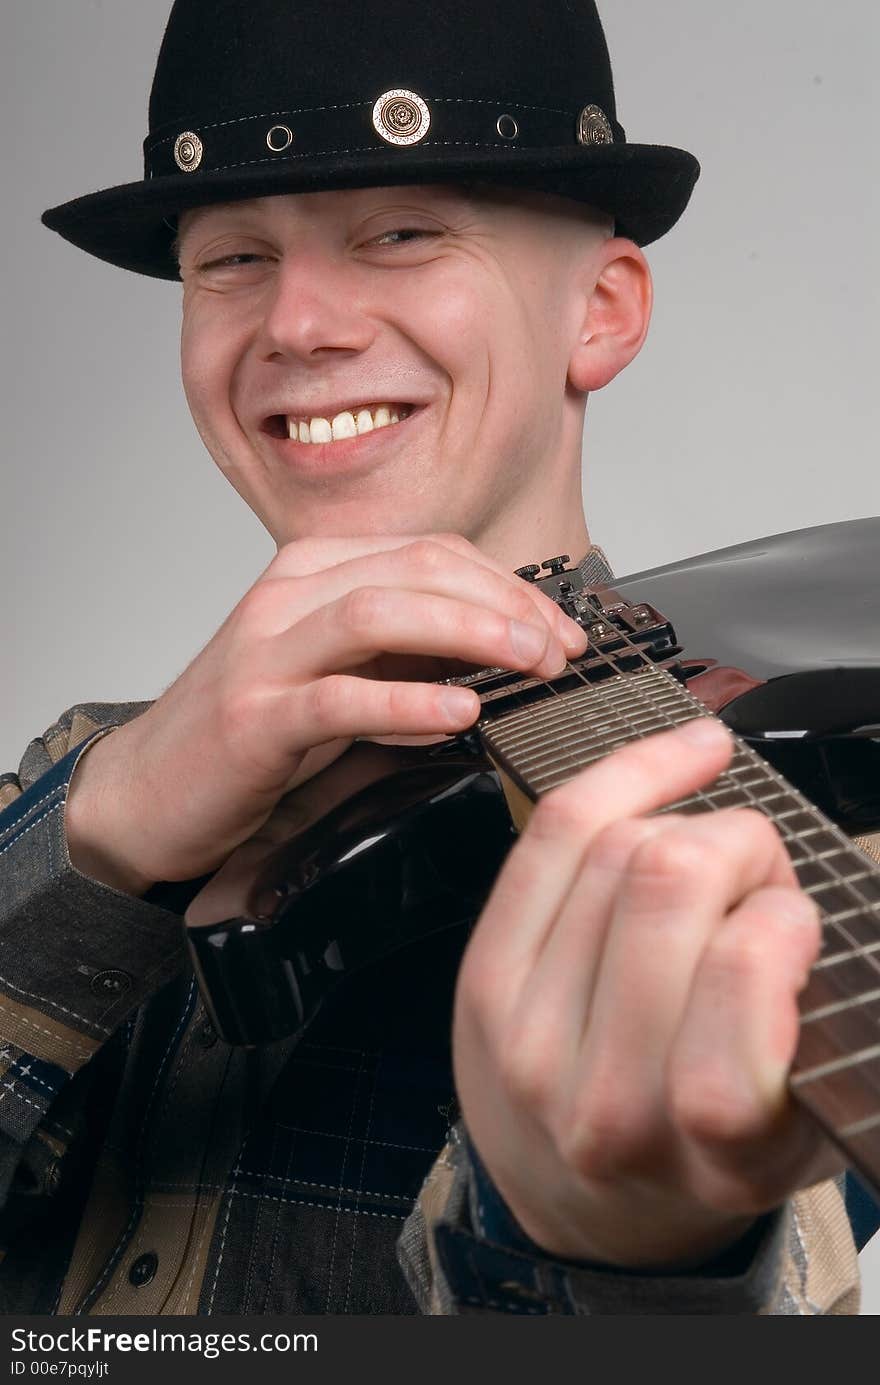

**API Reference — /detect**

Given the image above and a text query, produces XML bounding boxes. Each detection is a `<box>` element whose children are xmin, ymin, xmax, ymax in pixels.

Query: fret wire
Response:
<box><xmin>618</xmin><ymin>662</ymin><xmax>880</xmax><ymax>983</ymax></box>
<box><xmin>493</xmin><ymin>678</ymin><xmax>698</xmax><ymax>742</ymax></box>
<box><xmin>708</xmin><ymin>756</ymin><xmax>880</xmax><ymax>970</ymax></box>
<box><xmin>803</xmin><ymin>870</ymin><xmax>880</xmax><ymax>901</ymax></box>
<box><xmin>490</xmin><ymin>698</ymin><xmax>687</xmax><ymax>761</ymax></box>
<box><xmin>838</xmin><ymin>1110</ymin><xmax>880</xmax><ymax>1140</ymax></box>
<box><xmin>483</xmin><ymin>620</ymin><xmax>880</xmax><ymax>993</ymax></box>
<box><xmin>487</xmin><ymin>709</ymin><xmax>696</xmax><ymax>770</ymax></box>
<box><xmin>816</xmin><ymin>940</ymin><xmax>880</xmax><ymax>970</ymax></box>
<box><xmin>805</xmin><ymin>871</ymin><xmax>880</xmax><ymax>904</ymax></box>
<box><xmin>800</xmin><ymin>986</ymin><xmax>880</xmax><ymax>1024</ymax></box>
<box><xmin>497</xmin><ymin>689</ymin><xmax>693</xmax><ymax>745</ymax></box>
<box><xmin>505</xmin><ymin>710</ymin><xmax>699</xmax><ymax>779</ymax></box>
<box><xmin>791</xmin><ymin>1041</ymin><xmax>880</xmax><ymax>1086</ymax></box>
<box><xmin>491</xmin><ymin>682</ymin><xmax>687</xmax><ymax>742</ymax></box>
<box><xmin>492</xmin><ymin>665</ymin><xmax>687</xmax><ymax>722</ymax></box>
<box><xmin>814</xmin><ymin>906</ymin><xmax>879</xmax><ymax>928</ymax></box>
<box><xmin>489</xmin><ymin>681</ymin><xmax>701</xmax><ymax>753</ymax></box>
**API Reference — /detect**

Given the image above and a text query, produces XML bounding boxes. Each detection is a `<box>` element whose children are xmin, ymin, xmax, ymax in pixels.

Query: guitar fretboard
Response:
<box><xmin>477</xmin><ymin>662</ymin><xmax>880</xmax><ymax>1187</ymax></box>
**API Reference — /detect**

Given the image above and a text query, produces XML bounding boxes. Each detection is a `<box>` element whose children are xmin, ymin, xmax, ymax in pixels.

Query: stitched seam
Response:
<box><xmin>241</xmin><ymin>1121</ymin><xmax>280</xmax><ymax>1313</ymax></box>
<box><xmin>8</xmin><ymin>1063</ymin><xmax>60</xmax><ymax>1095</ymax></box>
<box><xmin>0</xmin><ymin>788</ymin><xmax>63</xmax><ymax>845</ymax></box>
<box><xmin>232</xmin><ymin>1189</ymin><xmax>406</xmax><ymax>1218</ymax></box>
<box><xmin>0</xmin><ymin>970</ymin><xmax>110</xmax><ymax>1037</ymax></box>
<box><xmin>148</xmin><ymin>1176</ymin><xmax>412</xmax><ymax>1203</ymax></box>
<box><xmin>148</xmin><ymin>101</ymin><xmax>371</xmax><ymax>147</ymax></box>
<box><xmin>325</xmin><ymin>1050</ymin><xmax>366</xmax><ymax>1311</ymax></box>
<box><xmin>144</xmin><ymin>96</ymin><xmax>575</xmax><ymax>149</ymax></box>
<box><xmin>270</xmin><ymin>1124</ymin><xmax>435</xmax><ymax>1151</ymax></box>
<box><xmin>45</xmin><ymin>1120</ymin><xmax>75</xmax><ymax>1141</ymax></box>
<box><xmin>206</xmin><ymin>1182</ymin><xmax>236</xmax><ymax>1316</ymax></box>
<box><xmin>0</xmin><ymin>1080</ymin><xmax>48</xmax><ymax>1114</ymax></box>
<box><xmin>345</xmin><ymin>1063</ymin><xmax>379</xmax><ymax>1312</ymax></box>
<box><xmin>234</xmin><ymin>1168</ymin><xmax>411</xmax><ymax>1201</ymax></box>
<box><xmin>165</xmin><ymin>138</ymin><xmax>578</xmax><ymax>177</ymax></box>
<box><xmin>0</xmin><ymin>800</ymin><xmax>64</xmax><ymax>857</ymax></box>
<box><xmin>179</xmin><ymin>1197</ymin><xmax>219</xmax><ymax>1314</ymax></box>
<box><xmin>83</xmin><ymin>982</ymin><xmax>197</xmax><ymax>1312</ymax></box>
<box><xmin>0</xmin><ymin>1003</ymin><xmax>93</xmax><ymax>1062</ymax></box>
<box><xmin>262</xmin><ymin>1130</ymin><xmax>296</xmax><ymax>1314</ymax></box>
<box><xmin>137</xmin><ymin>1191</ymin><xmax>407</xmax><ymax>1219</ymax></box>
<box><xmin>0</xmin><ymin>969</ymin><xmax>110</xmax><ymax>1035</ymax></box>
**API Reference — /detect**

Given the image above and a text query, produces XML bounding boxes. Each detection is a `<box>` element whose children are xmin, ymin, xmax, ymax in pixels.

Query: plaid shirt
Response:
<box><xmin>0</xmin><ymin>550</ymin><xmax>867</xmax><ymax>1315</ymax></box>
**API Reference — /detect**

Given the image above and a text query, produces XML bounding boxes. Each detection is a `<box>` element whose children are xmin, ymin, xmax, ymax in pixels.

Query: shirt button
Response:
<box><xmin>128</xmin><ymin>1252</ymin><xmax>158</xmax><ymax>1287</ymax></box>
<box><xmin>197</xmin><ymin>1019</ymin><xmax>218</xmax><ymax>1049</ymax></box>
<box><xmin>90</xmin><ymin>969</ymin><xmax>132</xmax><ymax>998</ymax></box>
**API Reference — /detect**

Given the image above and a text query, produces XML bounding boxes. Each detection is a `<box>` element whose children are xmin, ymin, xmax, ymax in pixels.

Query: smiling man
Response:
<box><xmin>174</xmin><ymin>184</ymin><xmax>625</xmax><ymax>560</ymax></box>
<box><xmin>0</xmin><ymin>0</ymin><xmax>862</xmax><ymax>1316</ymax></box>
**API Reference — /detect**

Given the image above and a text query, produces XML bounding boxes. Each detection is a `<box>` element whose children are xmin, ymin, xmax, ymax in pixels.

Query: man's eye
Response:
<box><xmin>198</xmin><ymin>253</ymin><xmax>270</xmax><ymax>272</ymax></box>
<box><xmin>371</xmin><ymin>228</ymin><xmax>436</xmax><ymax>246</ymax></box>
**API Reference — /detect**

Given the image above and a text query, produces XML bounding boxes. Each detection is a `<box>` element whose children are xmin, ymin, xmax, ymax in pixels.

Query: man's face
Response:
<box><xmin>177</xmin><ymin>182</ymin><xmax>609</xmax><ymax>549</ymax></box>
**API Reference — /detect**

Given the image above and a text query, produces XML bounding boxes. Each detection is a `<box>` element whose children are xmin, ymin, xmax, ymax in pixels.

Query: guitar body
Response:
<box><xmin>186</xmin><ymin>518</ymin><xmax>880</xmax><ymax>1055</ymax></box>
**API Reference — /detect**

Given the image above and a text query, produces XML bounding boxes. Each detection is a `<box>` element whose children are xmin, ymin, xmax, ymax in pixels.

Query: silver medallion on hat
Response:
<box><xmin>372</xmin><ymin>89</ymin><xmax>431</xmax><ymax>146</ymax></box>
<box><xmin>576</xmin><ymin>104</ymin><xmax>613</xmax><ymax>147</ymax></box>
<box><xmin>174</xmin><ymin>131</ymin><xmax>204</xmax><ymax>172</ymax></box>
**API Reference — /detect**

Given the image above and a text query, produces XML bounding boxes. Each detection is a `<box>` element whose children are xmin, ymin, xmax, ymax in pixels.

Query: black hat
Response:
<box><xmin>42</xmin><ymin>0</ymin><xmax>700</xmax><ymax>282</ymax></box>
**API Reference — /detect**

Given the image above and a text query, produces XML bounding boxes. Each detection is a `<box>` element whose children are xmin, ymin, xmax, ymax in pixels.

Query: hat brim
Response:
<box><xmin>42</xmin><ymin>142</ymin><xmax>699</xmax><ymax>281</ymax></box>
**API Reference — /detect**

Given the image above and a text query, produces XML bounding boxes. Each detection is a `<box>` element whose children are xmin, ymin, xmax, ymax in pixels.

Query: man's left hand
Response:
<box><xmin>452</xmin><ymin>718</ymin><xmax>843</xmax><ymax>1271</ymax></box>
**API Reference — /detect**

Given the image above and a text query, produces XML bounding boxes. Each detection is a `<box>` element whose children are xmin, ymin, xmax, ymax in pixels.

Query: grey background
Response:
<box><xmin>3</xmin><ymin>1</ymin><xmax>879</xmax><ymax>1307</ymax></box>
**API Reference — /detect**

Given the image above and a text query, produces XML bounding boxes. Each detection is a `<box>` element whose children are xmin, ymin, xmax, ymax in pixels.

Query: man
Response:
<box><xmin>0</xmin><ymin>0</ymin><xmax>861</xmax><ymax>1314</ymax></box>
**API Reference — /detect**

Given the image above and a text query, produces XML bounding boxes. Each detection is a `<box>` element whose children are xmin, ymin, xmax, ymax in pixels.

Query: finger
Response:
<box><xmin>492</xmin><ymin>817</ymin><xmax>671</xmax><ymax>1115</ymax></box>
<box><xmin>571</xmin><ymin>810</ymin><xmax>803</xmax><ymax>1145</ymax></box>
<box><xmin>281</xmin><ymin>672</ymin><xmax>481</xmax><ymax>743</ymax></box>
<box><xmin>277</xmin><ymin>586</ymin><xmax>569</xmax><ymax>685</ymax></box>
<box><xmin>260</xmin><ymin>543</ymin><xmax>576</xmax><ymax>673</ymax></box>
<box><xmin>465</xmin><ymin>718</ymin><xmax>735</xmax><ymax>999</ymax></box>
<box><xmin>667</xmin><ymin>885</ymin><xmax>832</xmax><ymax>1208</ymax></box>
<box><xmin>267</xmin><ymin>533</ymin><xmax>586</xmax><ymax>653</ymax></box>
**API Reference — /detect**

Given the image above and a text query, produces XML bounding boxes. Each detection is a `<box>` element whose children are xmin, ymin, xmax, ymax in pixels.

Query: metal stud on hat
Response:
<box><xmin>173</xmin><ymin>131</ymin><xmax>203</xmax><ymax>172</ymax></box>
<box><xmin>372</xmin><ymin>89</ymin><xmax>431</xmax><ymax>146</ymax></box>
<box><xmin>576</xmin><ymin>104</ymin><xmax>613</xmax><ymax>147</ymax></box>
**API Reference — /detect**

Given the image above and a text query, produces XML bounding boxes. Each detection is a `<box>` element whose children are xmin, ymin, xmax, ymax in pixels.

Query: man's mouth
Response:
<box><xmin>262</xmin><ymin>403</ymin><xmax>417</xmax><ymax>444</ymax></box>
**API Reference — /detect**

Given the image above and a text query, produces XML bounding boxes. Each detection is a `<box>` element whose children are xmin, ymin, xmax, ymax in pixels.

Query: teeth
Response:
<box><xmin>286</xmin><ymin>404</ymin><xmax>411</xmax><ymax>443</ymax></box>
<box><xmin>331</xmin><ymin>411</ymin><xmax>357</xmax><ymax>441</ymax></box>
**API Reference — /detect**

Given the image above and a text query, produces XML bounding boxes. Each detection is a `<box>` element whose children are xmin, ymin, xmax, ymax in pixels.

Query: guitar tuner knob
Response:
<box><xmin>541</xmin><ymin>555</ymin><xmax>571</xmax><ymax>576</ymax></box>
<box><xmin>514</xmin><ymin>564</ymin><xmax>541</xmax><ymax>582</ymax></box>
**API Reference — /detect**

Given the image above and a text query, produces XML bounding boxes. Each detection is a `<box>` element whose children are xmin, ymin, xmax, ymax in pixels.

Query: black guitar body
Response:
<box><xmin>186</xmin><ymin>518</ymin><xmax>880</xmax><ymax>1047</ymax></box>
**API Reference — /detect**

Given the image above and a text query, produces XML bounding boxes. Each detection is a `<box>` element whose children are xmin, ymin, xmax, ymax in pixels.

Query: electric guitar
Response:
<box><xmin>184</xmin><ymin>517</ymin><xmax>880</xmax><ymax>1195</ymax></box>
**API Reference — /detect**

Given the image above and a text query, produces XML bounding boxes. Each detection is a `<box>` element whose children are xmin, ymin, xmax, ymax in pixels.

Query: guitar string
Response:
<box><xmin>475</xmin><ymin>587</ymin><xmax>880</xmax><ymax>1085</ymax></box>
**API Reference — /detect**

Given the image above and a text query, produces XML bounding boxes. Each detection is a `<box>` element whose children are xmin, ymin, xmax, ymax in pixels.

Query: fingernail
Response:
<box><xmin>560</xmin><ymin>618</ymin><xmax>588</xmax><ymax>654</ymax></box>
<box><xmin>440</xmin><ymin>688</ymin><xmax>478</xmax><ymax>725</ymax></box>
<box><xmin>677</xmin><ymin>717</ymin><xmax>730</xmax><ymax>746</ymax></box>
<box><xmin>509</xmin><ymin>620</ymin><xmax>549</xmax><ymax>663</ymax></box>
<box><xmin>779</xmin><ymin>892</ymin><xmax>821</xmax><ymax>927</ymax></box>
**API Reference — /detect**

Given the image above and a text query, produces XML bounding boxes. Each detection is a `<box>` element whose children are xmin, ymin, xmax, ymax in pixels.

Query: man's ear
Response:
<box><xmin>567</xmin><ymin>239</ymin><xmax>653</xmax><ymax>392</ymax></box>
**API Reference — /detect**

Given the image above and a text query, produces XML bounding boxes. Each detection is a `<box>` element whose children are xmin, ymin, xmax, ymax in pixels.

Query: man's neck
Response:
<box><xmin>473</xmin><ymin>514</ymin><xmax>593</xmax><ymax>579</ymax></box>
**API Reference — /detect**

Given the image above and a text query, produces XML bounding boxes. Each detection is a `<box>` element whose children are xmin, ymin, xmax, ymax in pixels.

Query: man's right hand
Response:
<box><xmin>65</xmin><ymin>534</ymin><xmax>587</xmax><ymax>895</ymax></box>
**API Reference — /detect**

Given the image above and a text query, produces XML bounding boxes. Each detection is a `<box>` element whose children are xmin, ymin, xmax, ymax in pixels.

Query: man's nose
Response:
<box><xmin>256</xmin><ymin>250</ymin><xmax>377</xmax><ymax>361</ymax></box>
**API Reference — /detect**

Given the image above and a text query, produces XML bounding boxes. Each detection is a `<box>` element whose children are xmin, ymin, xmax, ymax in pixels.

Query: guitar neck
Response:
<box><xmin>474</xmin><ymin>659</ymin><xmax>880</xmax><ymax>1195</ymax></box>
